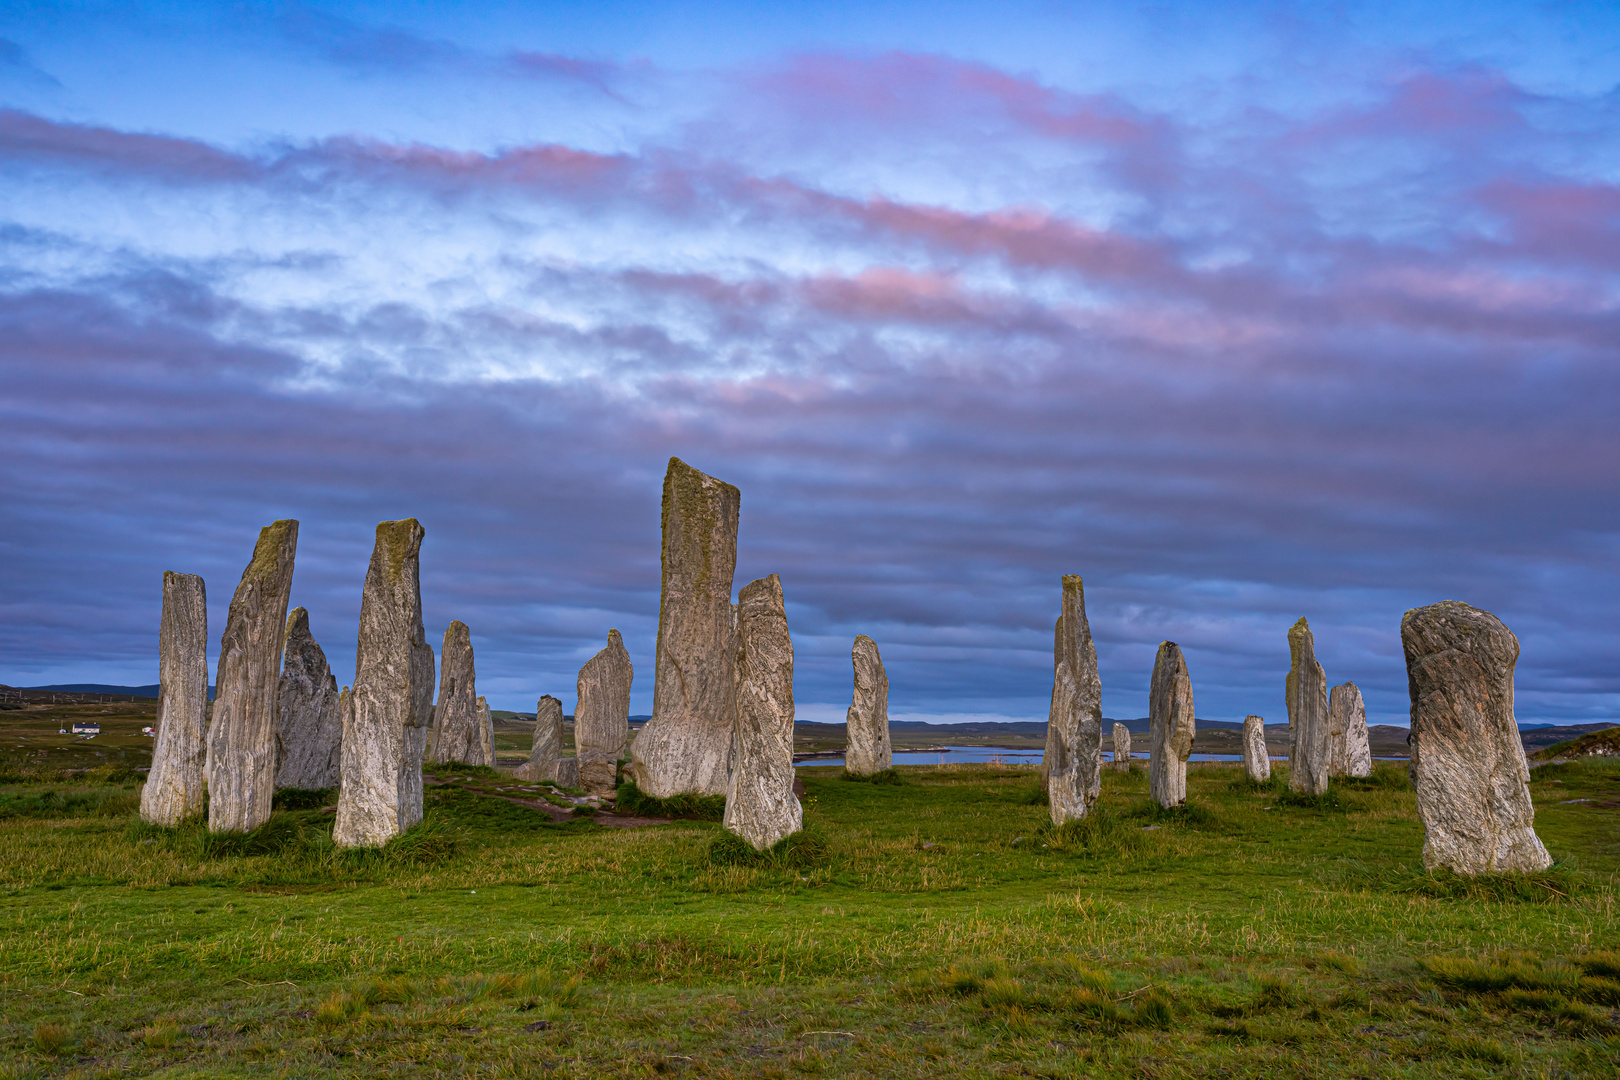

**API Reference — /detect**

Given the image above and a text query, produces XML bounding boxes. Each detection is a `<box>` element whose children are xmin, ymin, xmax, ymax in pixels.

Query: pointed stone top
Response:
<box><xmin>1288</xmin><ymin>617</ymin><xmax>1315</xmax><ymax>663</ymax></box>
<box><xmin>1157</xmin><ymin>640</ymin><xmax>1181</xmax><ymax>656</ymax></box>
<box><xmin>284</xmin><ymin>606</ymin><xmax>310</xmax><ymax>641</ymax></box>
<box><xmin>607</xmin><ymin>628</ymin><xmax>624</xmax><ymax>647</ymax></box>
<box><xmin>373</xmin><ymin>518</ymin><xmax>424</xmax><ymax>583</ymax></box>
<box><xmin>443</xmin><ymin>620</ymin><xmax>471</xmax><ymax>646</ymax></box>
<box><xmin>665</xmin><ymin>456</ymin><xmax>741</xmax><ymax>500</ymax></box>
<box><xmin>853</xmin><ymin>633</ymin><xmax>879</xmax><ymax>651</ymax></box>
<box><xmin>1061</xmin><ymin>574</ymin><xmax>1084</xmax><ymax>591</ymax></box>
<box><xmin>740</xmin><ymin>572</ymin><xmax>783</xmax><ymax>608</ymax></box>
<box><xmin>244</xmin><ymin>520</ymin><xmax>299</xmax><ymax>583</ymax></box>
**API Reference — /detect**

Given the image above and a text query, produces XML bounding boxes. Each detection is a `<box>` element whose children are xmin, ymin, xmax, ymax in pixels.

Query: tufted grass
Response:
<box><xmin>0</xmin><ymin>756</ymin><xmax>1613</xmax><ymax>1077</ymax></box>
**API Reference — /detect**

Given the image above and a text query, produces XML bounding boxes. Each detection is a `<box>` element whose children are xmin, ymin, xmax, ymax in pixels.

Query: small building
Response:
<box><xmin>71</xmin><ymin>721</ymin><xmax>100</xmax><ymax>737</ymax></box>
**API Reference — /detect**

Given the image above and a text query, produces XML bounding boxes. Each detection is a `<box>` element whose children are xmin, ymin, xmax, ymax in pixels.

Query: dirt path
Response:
<box><xmin>423</xmin><ymin>776</ymin><xmax>672</xmax><ymax>828</ymax></box>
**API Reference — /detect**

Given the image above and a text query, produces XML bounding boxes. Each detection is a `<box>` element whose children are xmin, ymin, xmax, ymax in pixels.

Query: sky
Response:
<box><xmin>1</xmin><ymin>1</ymin><xmax>1617</xmax><ymax>727</ymax></box>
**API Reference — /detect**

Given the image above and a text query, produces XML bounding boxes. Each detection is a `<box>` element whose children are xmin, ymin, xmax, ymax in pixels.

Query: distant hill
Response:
<box><xmin>20</xmin><ymin>683</ymin><xmax>215</xmax><ymax>701</ymax></box>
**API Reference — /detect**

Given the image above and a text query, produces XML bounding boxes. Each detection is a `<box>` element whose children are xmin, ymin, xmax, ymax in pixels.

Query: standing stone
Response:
<box><xmin>1330</xmin><ymin>682</ymin><xmax>1372</xmax><ymax>778</ymax></box>
<box><xmin>575</xmin><ymin>630</ymin><xmax>633</xmax><ymax>795</ymax></box>
<box><xmin>1402</xmin><ymin>601</ymin><xmax>1551</xmax><ymax>874</ymax></box>
<box><xmin>431</xmin><ymin>621</ymin><xmax>485</xmax><ymax>766</ymax></box>
<box><xmin>1286</xmin><ymin>618</ymin><xmax>1330</xmax><ymax>796</ymax></box>
<box><xmin>334</xmin><ymin>519</ymin><xmax>436</xmax><ymax>849</ymax></box>
<box><xmin>1148</xmin><ymin>641</ymin><xmax>1195</xmax><ymax>808</ymax></box>
<box><xmin>477</xmin><ymin>696</ymin><xmax>494</xmax><ymax>767</ymax></box>
<box><xmin>1242</xmin><ymin>715</ymin><xmax>1270</xmax><ymax>782</ymax></box>
<box><xmin>844</xmin><ymin>635</ymin><xmax>892</xmax><ymax>776</ymax></box>
<box><xmin>724</xmin><ymin>574</ymin><xmax>802</xmax><ymax>850</ymax></box>
<box><xmin>207</xmin><ymin>520</ymin><xmax>299</xmax><ymax>833</ymax></box>
<box><xmin>1112</xmin><ymin>723</ymin><xmax>1132</xmax><ymax>768</ymax></box>
<box><xmin>1046</xmin><ymin>575</ymin><xmax>1102</xmax><ymax>825</ymax></box>
<box><xmin>274</xmin><ymin>607</ymin><xmax>343</xmax><ymax>790</ymax></box>
<box><xmin>628</xmin><ymin>458</ymin><xmax>741</xmax><ymax>798</ymax></box>
<box><xmin>515</xmin><ymin>695</ymin><xmax>565</xmax><ymax>782</ymax></box>
<box><xmin>141</xmin><ymin>571</ymin><xmax>208</xmax><ymax>826</ymax></box>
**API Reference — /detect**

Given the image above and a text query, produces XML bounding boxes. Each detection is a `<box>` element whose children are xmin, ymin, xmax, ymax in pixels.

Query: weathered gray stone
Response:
<box><xmin>431</xmin><ymin>621</ymin><xmax>486</xmax><ymax>766</ymax></box>
<box><xmin>274</xmin><ymin>607</ymin><xmax>342</xmax><ymax>790</ymax></box>
<box><xmin>1112</xmin><ymin>723</ymin><xmax>1132</xmax><ymax>768</ymax></box>
<box><xmin>555</xmin><ymin>757</ymin><xmax>580</xmax><ymax>789</ymax></box>
<box><xmin>477</xmin><ymin>696</ymin><xmax>493</xmax><ymax>767</ymax></box>
<box><xmin>334</xmin><ymin>519</ymin><xmax>436</xmax><ymax>849</ymax></box>
<box><xmin>628</xmin><ymin>458</ymin><xmax>741</xmax><ymax>798</ymax></box>
<box><xmin>514</xmin><ymin>695</ymin><xmax>564</xmax><ymax>782</ymax></box>
<box><xmin>1242</xmin><ymin>715</ymin><xmax>1270</xmax><ymax>782</ymax></box>
<box><xmin>1046</xmin><ymin>575</ymin><xmax>1102</xmax><ymax>825</ymax></box>
<box><xmin>1329</xmin><ymin>682</ymin><xmax>1372</xmax><ymax>778</ymax></box>
<box><xmin>141</xmin><ymin>571</ymin><xmax>209</xmax><ymax>826</ymax></box>
<box><xmin>576</xmin><ymin>630</ymin><xmax>633</xmax><ymax>796</ymax></box>
<box><xmin>1402</xmin><ymin>601</ymin><xmax>1551</xmax><ymax>874</ymax></box>
<box><xmin>723</xmin><ymin>574</ymin><xmax>802</xmax><ymax>850</ymax></box>
<box><xmin>1286</xmin><ymin>618</ymin><xmax>1330</xmax><ymax>796</ymax></box>
<box><xmin>1148</xmin><ymin>641</ymin><xmax>1195</xmax><ymax>808</ymax></box>
<box><xmin>207</xmin><ymin>520</ymin><xmax>299</xmax><ymax>834</ymax></box>
<box><xmin>844</xmin><ymin>635</ymin><xmax>892</xmax><ymax>776</ymax></box>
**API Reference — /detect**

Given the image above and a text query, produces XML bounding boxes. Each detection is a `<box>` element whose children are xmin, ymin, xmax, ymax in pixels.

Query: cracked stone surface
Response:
<box><xmin>723</xmin><ymin>574</ymin><xmax>802</xmax><ymax>851</ymax></box>
<box><xmin>628</xmin><ymin>457</ymin><xmax>740</xmax><ymax>799</ymax></box>
<box><xmin>844</xmin><ymin>635</ymin><xmax>892</xmax><ymax>776</ymax></box>
<box><xmin>1045</xmin><ymin>575</ymin><xmax>1102</xmax><ymax>825</ymax></box>
<box><xmin>1242</xmin><ymin>715</ymin><xmax>1270</xmax><ymax>783</ymax></box>
<box><xmin>1402</xmin><ymin>600</ymin><xmax>1551</xmax><ymax>875</ymax></box>
<box><xmin>207</xmin><ymin>519</ymin><xmax>299</xmax><ymax>834</ymax></box>
<box><xmin>576</xmin><ymin>630</ymin><xmax>633</xmax><ymax>795</ymax></box>
<box><xmin>334</xmin><ymin>519</ymin><xmax>435</xmax><ymax>849</ymax></box>
<box><xmin>431</xmin><ymin>621</ymin><xmax>486</xmax><ymax>766</ymax></box>
<box><xmin>1330</xmin><ymin>682</ymin><xmax>1372</xmax><ymax>779</ymax></box>
<box><xmin>141</xmin><ymin>570</ymin><xmax>208</xmax><ymax>826</ymax></box>
<box><xmin>274</xmin><ymin>607</ymin><xmax>342</xmax><ymax>790</ymax></box>
<box><xmin>1112</xmin><ymin>723</ymin><xmax>1132</xmax><ymax>768</ymax></box>
<box><xmin>1148</xmin><ymin>641</ymin><xmax>1195</xmax><ymax>809</ymax></box>
<box><xmin>1286</xmin><ymin>617</ymin><xmax>1330</xmax><ymax>796</ymax></box>
<box><xmin>515</xmin><ymin>695</ymin><xmax>565</xmax><ymax>783</ymax></box>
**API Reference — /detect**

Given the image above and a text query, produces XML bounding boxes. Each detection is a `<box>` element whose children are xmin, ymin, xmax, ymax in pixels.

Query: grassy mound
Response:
<box><xmin>614</xmin><ymin>779</ymin><xmax>725</xmax><ymax>820</ymax></box>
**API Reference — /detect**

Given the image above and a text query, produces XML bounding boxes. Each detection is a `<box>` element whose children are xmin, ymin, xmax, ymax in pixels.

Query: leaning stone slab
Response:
<box><xmin>334</xmin><ymin>519</ymin><xmax>436</xmax><ymax>849</ymax></box>
<box><xmin>1148</xmin><ymin>641</ymin><xmax>1195</xmax><ymax>808</ymax></box>
<box><xmin>1403</xmin><ymin>601</ymin><xmax>1551</xmax><ymax>875</ymax></box>
<box><xmin>515</xmin><ymin>695</ymin><xmax>564</xmax><ymax>782</ymax></box>
<box><xmin>1286</xmin><ymin>618</ymin><xmax>1330</xmax><ymax>796</ymax></box>
<box><xmin>141</xmin><ymin>571</ymin><xmax>209</xmax><ymax>826</ymax></box>
<box><xmin>555</xmin><ymin>756</ymin><xmax>580</xmax><ymax>789</ymax></box>
<box><xmin>1112</xmin><ymin>723</ymin><xmax>1132</xmax><ymax>768</ymax></box>
<box><xmin>1046</xmin><ymin>575</ymin><xmax>1102</xmax><ymax>825</ymax></box>
<box><xmin>274</xmin><ymin>607</ymin><xmax>343</xmax><ymax>790</ymax></box>
<box><xmin>431</xmin><ymin>621</ymin><xmax>485</xmax><ymax>766</ymax></box>
<box><xmin>844</xmin><ymin>635</ymin><xmax>892</xmax><ymax>776</ymax></box>
<box><xmin>628</xmin><ymin>458</ymin><xmax>741</xmax><ymax>799</ymax></box>
<box><xmin>724</xmin><ymin>574</ymin><xmax>802</xmax><ymax>850</ymax></box>
<box><xmin>207</xmin><ymin>520</ymin><xmax>299</xmax><ymax>834</ymax></box>
<box><xmin>576</xmin><ymin>630</ymin><xmax>633</xmax><ymax>795</ymax></box>
<box><xmin>1330</xmin><ymin>682</ymin><xmax>1372</xmax><ymax>778</ymax></box>
<box><xmin>1242</xmin><ymin>715</ymin><xmax>1270</xmax><ymax>782</ymax></box>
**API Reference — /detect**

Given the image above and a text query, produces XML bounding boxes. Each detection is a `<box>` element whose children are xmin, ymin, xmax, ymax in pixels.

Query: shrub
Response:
<box><xmin>1038</xmin><ymin>808</ymin><xmax>1147</xmax><ymax>858</ymax></box>
<box><xmin>1133</xmin><ymin>990</ymin><xmax>1174</xmax><ymax>1029</ymax></box>
<box><xmin>842</xmin><ymin>768</ymin><xmax>901</xmax><ymax>785</ymax></box>
<box><xmin>33</xmin><ymin>1020</ymin><xmax>69</xmax><ymax>1056</ymax></box>
<box><xmin>708</xmin><ymin>828</ymin><xmax>830</xmax><ymax>870</ymax></box>
<box><xmin>616</xmin><ymin>780</ymin><xmax>725</xmax><ymax>821</ymax></box>
<box><xmin>1391</xmin><ymin>862</ymin><xmax>1582</xmax><ymax>903</ymax></box>
<box><xmin>199</xmin><ymin>812</ymin><xmax>306</xmax><ymax>857</ymax></box>
<box><xmin>140</xmin><ymin>1020</ymin><xmax>181</xmax><ymax>1048</ymax></box>
<box><xmin>1444</xmin><ymin>1034</ymin><xmax>1510</xmax><ymax>1063</ymax></box>
<box><xmin>1578</xmin><ymin>951</ymin><xmax>1620</xmax><ymax>979</ymax></box>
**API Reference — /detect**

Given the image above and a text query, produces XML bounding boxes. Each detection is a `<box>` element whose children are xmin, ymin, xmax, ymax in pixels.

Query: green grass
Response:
<box><xmin>615</xmin><ymin>778</ymin><xmax>726</xmax><ymax>820</ymax></box>
<box><xmin>0</xmin><ymin>756</ymin><xmax>1615</xmax><ymax>1078</ymax></box>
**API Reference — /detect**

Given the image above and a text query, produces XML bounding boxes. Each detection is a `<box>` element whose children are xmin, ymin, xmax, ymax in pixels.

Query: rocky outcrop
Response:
<box><xmin>1242</xmin><ymin>715</ymin><xmax>1270</xmax><ymax>782</ymax></box>
<box><xmin>1046</xmin><ymin>575</ymin><xmax>1102</xmax><ymax>825</ymax></box>
<box><xmin>844</xmin><ymin>635</ymin><xmax>892</xmax><ymax>776</ymax></box>
<box><xmin>334</xmin><ymin>519</ymin><xmax>436</xmax><ymax>849</ymax></box>
<box><xmin>431</xmin><ymin>621</ymin><xmax>486</xmax><ymax>766</ymax></box>
<box><xmin>514</xmin><ymin>695</ymin><xmax>564</xmax><ymax>782</ymax></box>
<box><xmin>1148</xmin><ymin>641</ymin><xmax>1195</xmax><ymax>808</ymax></box>
<box><xmin>1286</xmin><ymin>618</ymin><xmax>1330</xmax><ymax>796</ymax></box>
<box><xmin>141</xmin><ymin>571</ymin><xmax>209</xmax><ymax>826</ymax></box>
<box><xmin>1112</xmin><ymin>722</ymin><xmax>1131</xmax><ymax>768</ymax></box>
<box><xmin>1402</xmin><ymin>601</ymin><xmax>1551</xmax><ymax>874</ymax></box>
<box><xmin>628</xmin><ymin>458</ymin><xmax>741</xmax><ymax>798</ymax></box>
<box><xmin>576</xmin><ymin>630</ymin><xmax>633</xmax><ymax>795</ymax></box>
<box><xmin>1330</xmin><ymin>682</ymin><xmax>1372</xmax><ymax>778</ymax></box>
<box><xmin>207</xmin><ymin>520</ymin><xmax>299</xmax><ymax>834</ymax></box>
<box><xmin>723</xmin><ymin>574</ymin><xmax>802</xmax><ymax>850</ymax></box>
<box><xmin>274</xmin><ymin>607</ymin><xmax>342</xmax><ymax>790</ymax></box>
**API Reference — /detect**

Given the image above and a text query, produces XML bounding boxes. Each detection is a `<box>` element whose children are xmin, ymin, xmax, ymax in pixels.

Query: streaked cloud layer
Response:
<box><xmin>1</xmin><ymin>2</ymin><xmax>1616</xmax><ymax>726</ymax></box>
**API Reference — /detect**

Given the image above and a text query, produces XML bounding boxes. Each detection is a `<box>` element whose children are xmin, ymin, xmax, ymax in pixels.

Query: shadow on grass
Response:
<box><xmin>126</xmin><ymin>809</ymin><xmax>460</xmax><ymax>871</ymax></box>
<box><xmin>708</xmin><ymin>828</ymin><xmax>830</xmax><ymax>870</ymax></box>
<box><xmin>1385</xmin><ymin>859</ymin><xmax>1585</xmax><ymax>903</ymax></box>
<box><xmin>841</xmin><ymin>768</ymin><xmax>901</xmax><ymax>785</ymax></box>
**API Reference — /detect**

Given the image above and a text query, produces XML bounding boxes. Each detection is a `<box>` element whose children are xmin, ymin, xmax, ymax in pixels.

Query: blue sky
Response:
<box><xmin>2</xmin><ymin>1</ymin><xmax>1618</xmax><ymax>726</ymax></box>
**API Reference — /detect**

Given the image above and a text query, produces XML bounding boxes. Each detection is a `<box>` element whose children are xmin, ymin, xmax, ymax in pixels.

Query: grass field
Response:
<box><xmin>0</xmin><ymin>704</ymin><xmax>1617</xmax><ymax>1078</ymax></box>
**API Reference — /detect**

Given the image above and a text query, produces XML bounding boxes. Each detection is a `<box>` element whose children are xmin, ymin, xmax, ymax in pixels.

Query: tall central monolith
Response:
<box><xmin>515</xmin><ymin>695</ymin><xmax>566</xmax><ymax>783</ymax></box>
<box><xmin>576</xmin><ymin>629</ymin><xmax>634</xmax><ymax>795</ymax></box>
<box><xmin>1148</xmin><ymin>641</ymin><xmax>1195</xmax><ymax>808</ymax></box>
<box><xmin>723</xmin><ymin>574</ymin><xmax>802</xmax><ymax>850</ymax></box>
<box><xmin>627</xmin><ymin>458</ymin><xmax>741</xmax><ymax>798</ymax></box>
<box><xmin>275</xmin><ymin>607</ymin><xmax>343</xmax><ymax>790</ymax></box>
<box><xmin>1045</xmin><ymin>575</ymin><xmax>1102</xmax><ymax>825</ymax></box>
<box><xmin>844</xmin><ymin>635</ymin><xmax>892</xmax><ymax>776</ymax></box>
<box><xmin>1286</xmin><ymin>618</ymin><xmax>1330</xmax><ymax>796</ymax></box>
<box><xmin>141</xmin><ymin>571</ymin><xmax>209</xmax><ymax>826</ymax></box>
<box><xmin>334</xmin><ymin>519</ymin><xmax>436</xmax><ymax>848</ymax></box>
<box><xmin>207</xmin><ymin>520</ymin><xmax>299</xmax><ymax>833</ymax></box>
<box><xmin>432</xmin><ymin>621</ymin><xmax>486</xmax><ymax>766</ymax></box>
